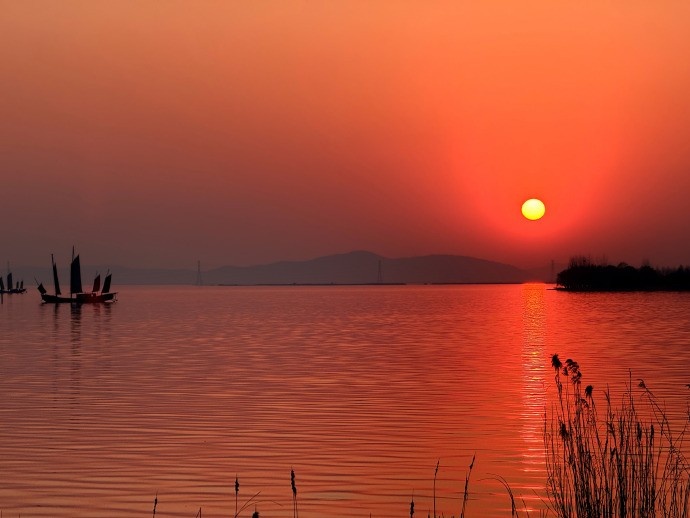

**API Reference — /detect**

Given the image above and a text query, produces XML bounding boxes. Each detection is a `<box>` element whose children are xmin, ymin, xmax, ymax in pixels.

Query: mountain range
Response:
<box><xmin>12</xmin><ymin>251</ymin><xmax>557</xmax><ymax>287</ymax></box>
<box><xmin>116</xmin><ymin>251</ymin><xmax>554</xmax><ymax>285</ymax></box>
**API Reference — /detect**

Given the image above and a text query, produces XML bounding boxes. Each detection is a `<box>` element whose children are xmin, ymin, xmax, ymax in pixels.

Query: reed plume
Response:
<box><xmin>235</xmin><ymin>475</ymin><xmax>239</xmax><ymax>518</ymax></box>
<box><xmin>545</xmin><ymin>354</ymin><xmax>690</xmax><ymax>517</ymax></box>
<box><xmin>291</xmin><ymin>467</ymin><xmax>298</xmax><ymax>518</ymax></box>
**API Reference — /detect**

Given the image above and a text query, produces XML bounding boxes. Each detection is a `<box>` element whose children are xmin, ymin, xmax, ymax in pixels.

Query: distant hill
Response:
<box><xmin>16</xmin><ymin>251</ymin><xmax>552</xmax><ymax>287</ymax></box>
<box><xmin>203</xmin><ymin>250</ymin><xmax>532</xmax><ymax>285</ymax></box>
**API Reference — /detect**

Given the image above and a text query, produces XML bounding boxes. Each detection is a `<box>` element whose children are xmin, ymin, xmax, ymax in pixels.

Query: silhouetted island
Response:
<box><xmin>556</xmin><ymin>256</ymin><xmax>690</xmax><ymax>291</ymax></box>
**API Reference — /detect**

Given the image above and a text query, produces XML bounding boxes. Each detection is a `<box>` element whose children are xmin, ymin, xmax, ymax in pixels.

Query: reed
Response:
<box><xmin>434</xmin><ymin>459</ymin><xmax>440</xmax><ymax>518</ymax></box>
<box><xmin>459</xmin><ymin>454</ymin><xmax>475</xmax><ymax>518</ymax></box>
<box><xmin>427</xmin><ymin>453</ymin><xmax>529</xmax><ymax>518</ymax></box>
<box><xmin>235</xmin><ymin>475</ymin><xmax>239</xmax><ymax>518</ymax></box>
<box><xmin>488</xmin><ymin>473</ymin><xmax>520</xmax><ymax>517</ymax></box>
<box><xmin>235</xmin><ymin>489</ymin><xmax>262</xmax><ymax>518</ymax></box>
<box><xmin>545</xmin><ymin>354</ymin><xmax>690</xmax><ymax>517</ymax></box>
<box><xmin>290</xmin><ymin>468</ymin><xmax>298</xmax><ymax>518</ymax></box>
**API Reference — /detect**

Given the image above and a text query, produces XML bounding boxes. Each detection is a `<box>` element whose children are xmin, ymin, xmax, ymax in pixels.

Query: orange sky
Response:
<box><xmin>2</xmin><ymin>1</ymin><xmax>690</xmax><ymax>269</ymax></box>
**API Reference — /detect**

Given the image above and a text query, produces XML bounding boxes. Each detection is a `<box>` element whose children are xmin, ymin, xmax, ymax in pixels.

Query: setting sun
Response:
<box><xmin>521</xmin><ymin>199</ymin><xmax>546</xmax><ymax>221</ymax></box>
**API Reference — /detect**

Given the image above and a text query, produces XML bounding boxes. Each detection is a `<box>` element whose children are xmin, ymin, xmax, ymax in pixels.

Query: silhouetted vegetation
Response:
<box><xmin>545</xmin><ymin>354</ymin><xmax>690</xmax><ymax>517</ymax></box>
<box><xmin>557</xmin><ymin>256</ymin><xmax>690</xmax><ymax>291</ymax></box>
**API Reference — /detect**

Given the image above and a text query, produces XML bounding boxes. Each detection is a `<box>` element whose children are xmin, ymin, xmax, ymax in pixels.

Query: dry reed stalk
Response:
<box><xmin>545</xmin><ymin>354</ymin><xmax>690</xmax><ymax>517</ymax></box>
<box><xmin>488</xmin><ymin>474</ymin><xmax>519</xmax><ymax>517</ymax></box>
<box><xmin>235</xmin><ymin>489</ymin><xmax>262</xmax><ymax>518</ymax></box>
<box><xmin>433</xmin><ymin>459</ymin><xmax>440</xmax><ymax>518</ymax></box>
<box><xmin>459</xmin><ymin>454</ymin><xmax>475</xmax><ymax>518</ymax></box>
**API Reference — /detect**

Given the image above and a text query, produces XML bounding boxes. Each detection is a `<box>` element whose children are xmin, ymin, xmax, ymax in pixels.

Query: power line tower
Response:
<box><xmin>377</xmin><ymin>259</ymin><xmax>383</xmax><ymax>284</ymax></box>
<box><xmin>196</xmin><ymin>260</ymin><xmax>203</xmax><ymax>286</ymax></box>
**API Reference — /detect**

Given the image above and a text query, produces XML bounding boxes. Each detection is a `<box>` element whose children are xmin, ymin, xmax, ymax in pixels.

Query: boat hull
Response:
<box><xmin>41</xmin><ymin>292</ymin><xmax>117</xmax><ymax>304</ymax></box>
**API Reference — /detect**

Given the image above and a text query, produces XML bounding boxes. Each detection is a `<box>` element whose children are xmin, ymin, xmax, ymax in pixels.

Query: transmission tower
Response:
<box><xmin>377</xmin><ymin>259</ymin><xmax>383</xmax><ymax>284</ymax></box>
<box><xmin>196</xmin><ymin>260</ymin><xmax>203</xmax><ymax>286</ymax></box>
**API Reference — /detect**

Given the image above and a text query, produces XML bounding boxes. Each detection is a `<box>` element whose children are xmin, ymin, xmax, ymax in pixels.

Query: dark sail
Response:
<box><xmin>52</xmin><ymin>255</ymin><xmax>61</xmax><ymax>295</ymax></box>
<box><xmin>0</xmin><ymin>277</ymin><xmax>4</xmax><ymax>291</ymax></box>
<box><xmin>102</xmin><ymin>273</ymin><xmax>112</xmax><ymax>294</ymax></box>
<box><xmin>7</xmin><ymin>273</ymin><xmax>12</xmax><ymax>292</ymax></box>
<box><xmin>37</xmin><ymin>283</ymin><xmax>47</xmax><ymax>295</ymax></box>
<box><xmin>70</xmin><ymin>255</ymin><xmax>83</xmax><ymax>294</ymax></box>
<box><xmin>92</xmin><ymin>274</ymin><xmax>101</xmax><ymax>293</ymax></box>
<box><xmin>20</xmin><ymin>280</ymin><xmax>23</xmax><ymax>289</ymax></box>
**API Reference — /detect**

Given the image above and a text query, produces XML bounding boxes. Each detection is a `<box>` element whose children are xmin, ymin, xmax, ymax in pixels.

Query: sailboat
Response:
<box><xmin>0</xmin><ymin>265</ymin><xmax>27</xmax><ymax>294</ymax></box>
<box><xmin>37</xmin><ymin>249</ymin><xmax>117</xmax><ymax>304</ymax></box>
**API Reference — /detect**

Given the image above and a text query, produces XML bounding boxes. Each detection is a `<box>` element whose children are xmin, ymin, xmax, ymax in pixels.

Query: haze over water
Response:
<box><xmin>1</xmin><ymin>284</ymin><xmax>690</xmax><ymax>517</ymax></box>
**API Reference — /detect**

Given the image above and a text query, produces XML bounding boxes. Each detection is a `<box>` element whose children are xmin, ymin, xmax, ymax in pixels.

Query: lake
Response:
<box><xmin>1</xmin><ymin>284</ymin><xmax>690</xmax><ymax>517</ymax></box>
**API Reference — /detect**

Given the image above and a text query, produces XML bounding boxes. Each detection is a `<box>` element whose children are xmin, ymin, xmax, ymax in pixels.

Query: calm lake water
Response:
<box><xmin>1</xmin><ymin>284</ymin><xmax>690</xmax><ymax>517</ymax></box>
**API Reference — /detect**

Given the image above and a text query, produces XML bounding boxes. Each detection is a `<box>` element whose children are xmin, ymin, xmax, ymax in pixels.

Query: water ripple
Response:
<box><xmin>1</xmin><ymin>285</ymin><xmax>690</xmax><ymax>517</ymax></box>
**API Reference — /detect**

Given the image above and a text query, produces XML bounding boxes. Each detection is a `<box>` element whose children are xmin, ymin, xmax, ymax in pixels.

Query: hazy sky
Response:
<box><xmin>2</xmin><ymin>1</ymin><xmax>690</xmax><ymax>269</ymax></box>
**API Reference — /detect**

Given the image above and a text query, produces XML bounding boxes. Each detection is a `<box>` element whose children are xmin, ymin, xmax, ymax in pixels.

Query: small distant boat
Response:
<box><xmin>0</xmin><ymin>265</ymin><xmax>27</xmax><ymax>294</ymax></box>
<box><xmin>37</xmin><ymin>249</ymin><xmax>117</xmax><ymax>304</ymax></box>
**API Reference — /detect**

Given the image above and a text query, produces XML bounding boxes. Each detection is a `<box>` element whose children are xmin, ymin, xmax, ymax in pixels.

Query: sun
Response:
<box><xmin>521</xmin><ymin>198</ymin><xmax>546</xmax><ymax>220</ymax></box>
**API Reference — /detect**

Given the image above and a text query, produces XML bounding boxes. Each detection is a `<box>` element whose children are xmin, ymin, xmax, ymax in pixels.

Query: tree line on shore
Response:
<box><xmin>556</xmin><ymin>256</ymin><xmax>690</xmax><ymax>291</ymax></box>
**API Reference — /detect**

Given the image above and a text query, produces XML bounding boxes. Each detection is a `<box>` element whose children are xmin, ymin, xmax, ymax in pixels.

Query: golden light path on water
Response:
<box><xmin>520</xmin><ymin>284</ymin><xmax>549</xmax><ymax>512</ymax></box>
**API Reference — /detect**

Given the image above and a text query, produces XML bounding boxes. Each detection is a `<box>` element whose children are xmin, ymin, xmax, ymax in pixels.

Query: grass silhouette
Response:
<box><xmin>545</xmin><ymin>354</ymin><xmax>690</xmax><ymax>517</ymax></box>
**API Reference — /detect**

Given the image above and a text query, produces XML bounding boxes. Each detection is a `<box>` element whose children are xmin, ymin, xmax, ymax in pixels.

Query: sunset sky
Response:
<box><xmin>2</xmin><ymin>2</ymin><xmax>690</xmax><ymax>270</ymax></box>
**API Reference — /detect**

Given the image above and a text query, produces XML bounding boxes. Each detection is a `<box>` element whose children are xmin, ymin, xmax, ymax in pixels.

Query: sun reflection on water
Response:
<box><xmin>519</xmin><ymin>284</ymin><xmax>548</xmax><ymax>503</ymax></box>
